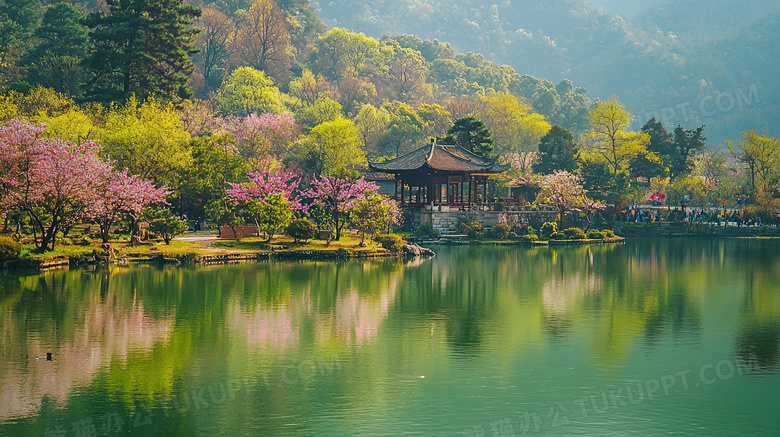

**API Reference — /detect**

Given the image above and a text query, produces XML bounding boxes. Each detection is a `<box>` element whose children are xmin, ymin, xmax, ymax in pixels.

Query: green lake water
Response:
<box><xmin>1</xmin><ymin>239</ymin><xmax>779</xmax><ymax>436</ymax></box>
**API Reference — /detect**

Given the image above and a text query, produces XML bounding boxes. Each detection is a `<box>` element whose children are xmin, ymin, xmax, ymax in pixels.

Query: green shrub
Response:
<box><xmin>603</xmin><ymin>229</ymin><xmax>616</xmax><ymax>238</ymax></box>
<box><xmin>587</xmin><ymin>230</ymin><xmax>606</xmax><ymax>240</ymax></box>
<box><xmin>145</xmin><ymin>208</ymin><xmax>189</xmax><ymax>244</ymax></box>
<box><xmin>563</xmin><ymin>227</ymin><xmax>587</xmax><ymax>240</ymax></box>
<box><xmin>527</xmin><ymin>225</ymin><xmax>536</xmax><ymax>236</ymax></box>
<box><xmin>286</xmin><ymin>219</ymin><xmax>316</xmax><ymax>243</ymax></box>
<box><xmin>457</xmin><ymin>218</ymin><xmax>483</xmax><ymax>238</ymax></box>
<box><xmin>492</xmin><ymin>223</ymin><xmax>511</xmax><ymax>239</ymax></box>
<box><xmin>550</xmin><ymin>232</ymin><xmax>567</xmax><ymax>240</ymax></box>
<box><xmin>0</xmin><ymin>235</ymin><xmax>22</xmax><ymax>260</ymax></box>
<box><xmin>415</xmin><ymin>222</ymin><xmax>440</xmax><ymax>239</ymax></box>
<box><xmin>523</xmin><ymin>234</ymin><xmax>539</xmax><ymax>242</ymax></box>
<box><xmin>540</xmin><ymin>222</ymin><xmax>557</xmax><ymax>240</ymax></box>
<box><xmin>374</xmin><ymin>233</ymin><xmax>406</xmax><ymax>252</ymax></box>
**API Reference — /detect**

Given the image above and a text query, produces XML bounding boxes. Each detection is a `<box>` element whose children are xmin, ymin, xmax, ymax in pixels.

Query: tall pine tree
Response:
<box><xmin>22</xmin><ymin>1</ymin><xmax>89</xmax><ymax>96</ymax></box>
<box><xmin>442</xmin><ymin>117</ymin><xmax>495</xmax><ymax>158</ymax></box>
<box><xmin>534</xmin><ymin>125</ymin><xmax>578</xmax><ymax>174</ymax></box>
<box><xmin>83</xmin><ymin>0</ymin><xmax>201</xmax><ymax>103</ymax></box>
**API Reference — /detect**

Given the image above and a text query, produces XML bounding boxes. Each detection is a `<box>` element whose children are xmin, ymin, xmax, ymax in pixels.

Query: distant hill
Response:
<box><xmin>639</xmin><ymin>0</ymin><xmax>780</xmax><ymax>44</ymax></box>
<box><xmin>313</xmin><ymin>0</ymin><xmax>780</xmax><ymax>145</ymax></box>
<box><xmin>589</xmin><ymin>0</ymin><xmax>663</xmax><ymax>17</ymax></box>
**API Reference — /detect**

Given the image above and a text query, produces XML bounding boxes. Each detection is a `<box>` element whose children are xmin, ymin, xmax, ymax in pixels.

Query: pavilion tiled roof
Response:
<box><xmin>369</xmin><ymin>142</ymin><xmax>509</xmax><ymax>173</ymax></box>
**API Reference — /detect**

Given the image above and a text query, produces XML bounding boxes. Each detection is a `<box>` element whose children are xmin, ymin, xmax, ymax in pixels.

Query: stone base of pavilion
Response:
<box><xmin>409</xmin><ymin>209</ymin><xmax>558</xmax><ymax>233</ymax></box>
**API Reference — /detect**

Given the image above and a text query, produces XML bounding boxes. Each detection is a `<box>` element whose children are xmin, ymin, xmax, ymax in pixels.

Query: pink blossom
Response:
<box><xmin>89</xmin><ymin>168</ymin><xmax>169</xmax><ymax>242</ymax></box>
<box><xmin>302</xmin><ymin>176</ymin><xmax>379</xmax><ymax>240</ymax></box>
<box><xmin>227</xmin><ymin>168</ymin><xmax>304</xmax><ymax>210</ymax></box>
<box><xmin>0</xmin><ymin>119</ymin><xmax>110</xmax><ymax>250</ymax></box>
<box><xmin>217</xmin><ymin>113</ymin><xmax>298</xmax><ymax>158</ymax></box>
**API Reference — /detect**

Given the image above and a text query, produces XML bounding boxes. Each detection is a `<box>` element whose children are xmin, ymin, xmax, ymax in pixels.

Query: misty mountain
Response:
<box><xmin>640</xmin><ymin>0</ymin><xmax>780</xmax><ymax>44</ymax></box>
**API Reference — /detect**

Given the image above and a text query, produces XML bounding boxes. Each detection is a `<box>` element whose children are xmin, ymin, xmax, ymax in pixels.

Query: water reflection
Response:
<box><xmin>0</xmin><ymin>269</ymin><xmax>174</xmax><ymax>420</ymax></box>
<box><xmin>0</xmin><ymin>239</ymin><xmax>779</xmax><ymax>436</ymax></box>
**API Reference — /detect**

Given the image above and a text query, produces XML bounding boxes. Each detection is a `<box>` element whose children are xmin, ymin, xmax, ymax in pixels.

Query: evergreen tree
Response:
<box><xmin>534</xmin><ymin>125</ymin><xmax>578</xmax><ymax>174</ymax></box>
<box><xmin>83</xmin><ymin>0</ymin><xmax>201</xmax><ymax>103</ymax></box>
<box><xmin>442</xmin><ymin>117</ymin><xmax>495</xmax><ymax>158</ymax></box>
<box><xmin>22</xmin><ymin>1</ymin><xmax>89</xmax><ymax>95</ymax></box>
<box><xmin>671</xmin><ymin>125</ymin><xmax>706</xmax><ymax>179</ymax></box>
<box><xmin>0</xmin><ymin>0</ymin><xmax>40</xmax><ymax>86</ymax></box>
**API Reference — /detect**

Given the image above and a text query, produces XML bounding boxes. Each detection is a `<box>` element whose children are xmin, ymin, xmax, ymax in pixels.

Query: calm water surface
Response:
<box><xmin>1</xmin><ymin>239</ymin><xmax>779</xmax><ymax>436</ymax></box>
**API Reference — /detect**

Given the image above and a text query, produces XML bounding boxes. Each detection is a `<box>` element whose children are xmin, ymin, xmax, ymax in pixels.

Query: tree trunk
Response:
<box><xmin>100</xmin><ymin>220</ymin><xmax>111</xmax><ymax>243</ymax></box>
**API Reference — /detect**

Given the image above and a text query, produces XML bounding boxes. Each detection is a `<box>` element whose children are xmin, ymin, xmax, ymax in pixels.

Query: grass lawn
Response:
<box><xmin>213</xmin><ymin>233</ymin><xmax>384</xmax><ymax>252</ymax></box>
<box><xmin>20</xmin><ymin>244</ymin><xmax>100</xmax><ymax>259</ymax></box>
<box><xmin>13</xmin><ymin>231</ymin><xmax>390</xmax><ymax>262</ymax></box>
<box><xmin>120</xmin><ymin>240</ymin><xmax>221</xmax><ymax>256</ymax></box>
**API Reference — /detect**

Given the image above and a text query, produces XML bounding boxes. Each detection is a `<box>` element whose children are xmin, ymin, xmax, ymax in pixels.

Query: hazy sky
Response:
<box><xmin>587</xmin><ymin>0</ymin><xmax>664</xmax><ymax>16</ymax></box>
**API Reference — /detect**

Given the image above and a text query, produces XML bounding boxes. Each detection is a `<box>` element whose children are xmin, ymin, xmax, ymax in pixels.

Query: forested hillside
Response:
<box><xmin>313</xmin><ymin>0</ymin><xmax>780</xmax><ymax>144</ymax></box>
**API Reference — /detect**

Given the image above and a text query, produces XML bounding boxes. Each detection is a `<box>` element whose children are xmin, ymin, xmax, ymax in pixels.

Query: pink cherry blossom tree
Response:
<box><xmin>580</xmin><ymin>197</ymin><xmax>607</xmax><ymax>230</ymax></box>
<box><xmin>90</xmin><ymin>168</ymin><xmax>170</xmax><ymax>243</ymax></box>
<box><xmin>0</xmin><ymin>119</ymin><xmax>109</xmax><ymax>251</ymax></box>
<box><xmin>538</xmin><ymin>170</ymin><xmax>585</xmax><ymax>226</ymax></box>
<box><xmin>226</xmin><ymin>168</ymin><xmax>302</xmax><ymax>209</ymax></box>
<box><xmin>227</xmin><ymin>168</ymin><xmax>303</xmax><ymax>239</ymax></box>
<box><xmin>303</xmin><ymin>175</ymin><xmax>378</xmax><ymax>240</ymax></box>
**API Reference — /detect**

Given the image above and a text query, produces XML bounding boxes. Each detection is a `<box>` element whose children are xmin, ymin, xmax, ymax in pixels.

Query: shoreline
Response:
<box><xmin>5</xmin><ymin>225</ymin><xmax>780</xmax><ymax>271</ymax></box>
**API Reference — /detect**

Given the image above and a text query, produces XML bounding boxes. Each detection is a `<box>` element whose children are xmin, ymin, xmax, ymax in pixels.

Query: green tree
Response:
<box><xmin>629</xmin><ymin>152</ymin><xmax>667</xmax><ymax>180</ymax></box>
<box><xmin>354</xmin><ymin>103</ymin><xmax>392</xmax><ymax>156</ymax></box>
<box><xmin>534</xmin><ymin>125</ymin><xmax>578</xmax><ymax>174</ymax></box>
<box><xmin>288</xmin><ymin>69</ymin><xmax>333</xmax><ymax>107</ymax></box>
<box><xmin>578</xmin><ymin>157</ymin><xmax>625</xmax><ymax>204</ymax></box>
<box><xmin>215</xmin><ymin>67</ymin><xmax>284</xmax><ymax>116</ymax></box>
<box><xmin>145</xmin><ymin>207</ymin><xmax>189</xmax><ymax>244</ymax></box>
<box><xmin>248</xmin><ymin>193</ymin><xmax>294</xmax><ymax>242</ymax></box>
<box><xmin>477</xmin><ymin>91</ymin><xmax>551</xmax><ymax>156</ymax></box>
<box><xmin>350</xmin><ymin>190</ymin><xmax>399</xmax><ymax>243</ymax></box>
<box><xmin>22</xmin><ymin>1</ymin><xmax>88</xmax><ymax>96</ymax></box>
<box><xmin>97</xmin><ymin>96</ymin><xmax>192</xmax><ymax>188</ymax></box>
<box><xmin>314</xmin><ymin>28</ymin><xmax>385</xmax><ymax>81</ymax></box>
<box><xmin>443</xmin><ymin>117</ymin><xmax>495</xmax><ymax>158</ymax></box>
<box><xmin>583</xmin><ymin>97</ymin><xmax>650</xmax><ymax>174</ymax></box>
<box><xmin>417</xmin><ymin>103</ymin><xmax>453</xmax><ymax>139</ymax></box>
<box><xmin>0</xmin><ymin>0</ymin><xmax>39</xmax><ymax>86</ymax></box>
<box><xmin>83</xmin><ymin>0</ymin><xmax>201</xmax><ymax>103</ymax></box>
<box><xmin>670</xmin><ymin>125</ymin><xmax>707</xmax><ymax>179</ymax></box>
<box><xmin>376</xmin><ymin>101</ymin><xmax>426</xmax><ymax>157</ymax></box>
<box><xmin>295</xmin><ymin>97</ymin><xmax>343</xmax><ymax>131</ymax></box>
<box><xmin>727</xmin><ymin>130</ymin><xmax>780</xmax><ymax>196</ymax></box>
<box><xmin>179</xmin><ymin>135</ymin><xmax>249</xmax><ymax>221</ymax></box>
<box><xmin>301</xmin><ymin>118</ymin><xmax>365</xmax><ymax>175</ymax></box>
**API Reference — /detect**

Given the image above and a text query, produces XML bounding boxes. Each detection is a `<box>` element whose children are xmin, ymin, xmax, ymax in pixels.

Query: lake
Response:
<box><xmin>1</xmin><ymin>239</ymin><xmax>779</xmax><ymax>436</ymax></box>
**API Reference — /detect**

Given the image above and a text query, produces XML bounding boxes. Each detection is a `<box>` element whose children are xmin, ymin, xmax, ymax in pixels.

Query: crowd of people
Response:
<box><xmin>620</xmin><ymin>205</ymin><xmax>780</xmax><ymax>227</ymax></box>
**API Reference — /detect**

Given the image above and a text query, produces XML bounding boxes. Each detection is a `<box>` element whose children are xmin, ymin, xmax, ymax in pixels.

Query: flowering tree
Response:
<box><xmin>227</xmin><ymin>168</ymin><xmax>303</xmax><ymax>240</ymax></box>
<box><xmin>304</xmin><ymin>175</ymin><xmax>378</xmax><ymax>240</ymax></box>
<box><xmin>218</xmin><ymin>113</ymin><xmax>298</xmax><ymax>168</ymax></box>
<box><xmin>580</xmin><ymin>197</ymin><xmax>607</xmax><ymax>230</ymax></box>
<box><xmin>350</xmin><ymin>190</ymin><xmax>403</xmax><ymax>243</ymax></box>
<box><xmin>227</xmin><ymin>168</ymin><xmax>301</xmax><ymax>207</ymax></box>
<box><xmin>0</xmin><ymin>119</ymin><xmax>109</xmax><ymax>251</ymax></box>
<box><xmin>90</xmin><ymin>168</ymin><xmax>169</xmax><ymax>243</ymax></box>
<box><xmin>538</xmin><ymin>171</ymin><xmax>585</xmax><ymax>226</ymax></box>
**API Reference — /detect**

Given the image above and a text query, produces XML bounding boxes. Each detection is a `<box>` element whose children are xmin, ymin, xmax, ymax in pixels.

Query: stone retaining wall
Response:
<box><xmin>411</xmin><ymin>210</ymin><xmax>559</xmax><ymax>232</ymax></box>
<box><xmin>614</xmin><ymin>223</ymin><xmax>780</xmax><ymax>238</ymax></box>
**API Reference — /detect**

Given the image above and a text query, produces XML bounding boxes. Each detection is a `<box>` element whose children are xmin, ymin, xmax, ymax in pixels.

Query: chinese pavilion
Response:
<box><xmin>368</xmin><ymin>139</ymin><xmax>509</xmax><ymax>209</ymax></box>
